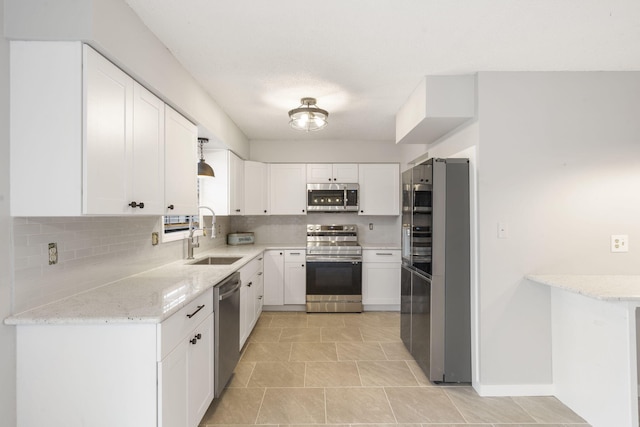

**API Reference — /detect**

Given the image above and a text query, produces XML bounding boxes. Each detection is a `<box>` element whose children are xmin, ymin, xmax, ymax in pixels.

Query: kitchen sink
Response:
<box><xmin>189</xmin><ymin>256</ymin><xmax>242</xmax><ymax>265</ymax></box>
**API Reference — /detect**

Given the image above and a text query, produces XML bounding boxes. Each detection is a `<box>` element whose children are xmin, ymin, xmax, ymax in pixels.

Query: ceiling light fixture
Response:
<box><xmin>288</xmin><ymin>97</ymin><xmax>329</xmax><ymax>132</ymax></box>
<box><xmin>197</xmin><ymin>137</ymin><xmax>215</xmax><ymax>177</ymax></box>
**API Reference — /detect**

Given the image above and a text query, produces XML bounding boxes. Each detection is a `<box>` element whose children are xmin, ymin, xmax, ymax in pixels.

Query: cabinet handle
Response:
<box><xmin>195</xmin><ymin>333</ymin><xmax>202</xmax><ymax>340</ymax></box>
<box><xmin>360</xmin><ymin>210</ymin><xmax>364</xmax><ymax>213</ymax></box>
<box><xmin>290</xmin><ymin>252</ymin><xmax>301</xmax><ymax>255</ymax></box>
<box><xmin>263</xmin><ymin>210</ymin><xmax>267</xmax><ymax>213</ymax></box>
<box><xmin>258</xmin><ymin>272</ymin><xmax>263</xmax><ymax>276</ymax></box>
<box><xmin>258</xmin><ymin>257</ymin><xmax>263</xmax><ymax>261</ymax></box>
<box><xmin>248</xmin><ymin>281</ymin><xmax>253</xmax><ymax>287</ymax></box>
<box><xmin>235</xmin><ymin>209</ymin><xmax>241</xmax><ymax>212</ymax></box>
<box><xmin>376</xmin><ymin>253</ymin><xmax>393</xmax><ymax>256</ymax></box>
<box><xmin>301</xmin><ymin>264</ymin><xmax>305</xmax><ymax>267</ymax></box>
<box><xmin>186</xmin><ymin>304</ymin><xmax>205</xmax><ymax>318</ymax></box>
<box><xmin>190</xmin><ymin>337</ymin><xmax>198</xmax><ymax>345</ymax></box>
<box><xmin>302</xmin><ymin>209</ymin><xmax>305</xmax><ymax>213</ymax></box>
<box><xmin>279</xmin><ymin>252</ymin><xmax>283</xmax><ymax>255</ymax></box>
<box><xmin>129</xmin><ymin>201</ymin><xmax>145</xmax><ymax>209</ymax></box>
<box><xmin>167</xmin><ymin>204</ymin><xmax>174</xmax><ymax>210</ymax></box>
<box><xmin>258</xmin><ymin>295</ymin><xmax>263</xmax><ymax>300</ymax></box>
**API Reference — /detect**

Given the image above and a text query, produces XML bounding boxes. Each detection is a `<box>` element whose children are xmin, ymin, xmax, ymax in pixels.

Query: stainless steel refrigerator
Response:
<box><xmin>400</xmin><ymin>158</ymin><xmax>471</xmax><ymax>383</ymax></box>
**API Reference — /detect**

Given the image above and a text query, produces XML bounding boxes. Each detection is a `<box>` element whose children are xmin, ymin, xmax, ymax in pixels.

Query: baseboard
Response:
<box><xmin>474</xmin><ymin>382</ymin><xmax>555</xmax><ymax>397</ymax></box>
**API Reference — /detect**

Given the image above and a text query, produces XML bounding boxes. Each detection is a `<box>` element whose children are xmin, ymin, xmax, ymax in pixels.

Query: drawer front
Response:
<box><xmin>363</xmin><ymin>249</ymin><xmax>401</xmax><ymax>263</ymax></box>
<box><xmin>159</xmin><ymin>287</ymin><xmax>213</xmax><ymax>360</ymax></box>
<box><xmin>239</xmin><ymin>254</ymin><xmax>263</xmax><ymax>283</ymax></box>
<box><xmin>284</xmin><ymin>249</ymin><xmax>305</xmax><ymax>262</ymax></box>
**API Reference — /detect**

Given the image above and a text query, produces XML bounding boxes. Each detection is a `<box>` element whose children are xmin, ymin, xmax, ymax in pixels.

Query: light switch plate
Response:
<box><xmin>611</xmin><ymin>234</ymin><xmax>629</xmax><ymax>253</ymax></box>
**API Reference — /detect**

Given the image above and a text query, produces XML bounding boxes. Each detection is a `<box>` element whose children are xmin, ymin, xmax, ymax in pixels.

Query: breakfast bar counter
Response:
<box><xmin>527</xmin><ymin>275</ymin><xmax>640</xmax><ymax>427</ymax></box>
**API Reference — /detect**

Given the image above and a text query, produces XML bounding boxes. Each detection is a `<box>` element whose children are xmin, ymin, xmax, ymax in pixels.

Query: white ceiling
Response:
<box><xmin>124</xmin><ymin>0</ymin><xmax>640</xmax><ymax>142</ymax></box>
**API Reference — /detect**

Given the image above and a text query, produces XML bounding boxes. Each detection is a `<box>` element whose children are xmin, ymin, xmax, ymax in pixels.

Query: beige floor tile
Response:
<box><xmin>336</xmin><ymin>342</ymin><xmax>387</xmax><ymax>361</ymax></box>
<box><xmin>279</xmin><ymin>327</ymin><xmax>322</xmax><ymax>342</ymax></box>
<box><xmin>513</xmin><ymin>396</ymin><xmax>587</xmax><ymax>423</ymax></box>
<box><xmin>200</xmin><ymin>387</ymin><xmax>265</xmax><ymax>425</ymax></box>
<box><xmin>385</xmin><ymin>386</ymin><xmax>466</xmax><ymax>423</ymax></box>
<box><xmin>342</xmin><ymin>311</ymin><xmax>400</xmax><ymax>328</ymax></box>
<box><xmin>241</xmin><ymin>342</ymin><xmax>292</xmax><ymax>362</ymax></box>
<box><xmin>307</xmin><ymin>313</ymin><xmax>347</xmax><ymax>327</ymax></box>
<box><xmin>254</xmin><ymin>315</ymin><xmax>272</xmax><ymax>328</ymax></box>
<box><xmin>444</xmin><ymin>386</ymin><xmax>537</xmax><ymax>424</ymax></box>
<box><xmin>360</xmin><ymin>326</ymin><xmax>402</xmax><ymax>342</ymax></box>
<box><xmin>380</xmin><ymin>341</ymin><xmax>413</xmax><ymax>360</ymax></box>
<box><xmin>305</xmin><ymin>361</ymin><xmax>362</xmax><ymax>387</ymax></box>
<box><xmin>256</xmin><ymin>387</ymin><xmax>326</xmax><ymax>424</ymax></box>
<box><xmin>247</xmin><ymin>361</ymin><xmax>306</xmax><ymax>387</ymax></box>
<box><xmin>269</xmin><ymin>315</ymin><xmax>309</xmax><ymax>328</ymax></box>
<box><xmin>405</xmin><ymin>359</ymin><xmax>433</xmax><ymax>386</ymax></box>
<box><xmin>226</xmin><ymin>361</ymin><xmax>255</xmax><ymax>388</ymax></box>
<box><xmin>325</xmin><ymin>387</ymin><xmax>396</xmax><ymax>424</ymax></box>
<box><xmin>358</xmin><ymin>360</ymin><xmax>419</xmax><ymax>386</ymax></box>
<box><xmin>247</xmin><ymin>327</ymin><xmax>282</xmax><ymax>343</ymax></box>
<box><xmin>290</xmin><ymin>342</ymin><xmax>338</xmax><ymax>361</ymax></box>
<box><xmin>492</xmin><ymin>424</ymin><xmax>566</xmax><ymax>427</ymax></box>
<box><xmin>321</xmin><ymin>327</ymin><xmax>363</xmax><ymax>342</ymax></box>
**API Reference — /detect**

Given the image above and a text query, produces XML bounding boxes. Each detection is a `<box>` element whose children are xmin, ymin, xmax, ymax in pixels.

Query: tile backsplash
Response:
<box><xmin>12</xmin><ymin>215</ymin><xmax>230</xmax><ymax>314</ymax></box>
<box><xmin>11</xmin><ymin>214</ymin><xmax>399</xmax><ymax>314</ymax></box>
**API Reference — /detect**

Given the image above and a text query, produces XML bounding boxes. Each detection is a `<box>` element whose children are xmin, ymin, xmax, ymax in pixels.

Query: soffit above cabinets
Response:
<box><xmin>395</xmin><ymin>75</ymin><xmax>476</xmax><ymax>145</ymax></box>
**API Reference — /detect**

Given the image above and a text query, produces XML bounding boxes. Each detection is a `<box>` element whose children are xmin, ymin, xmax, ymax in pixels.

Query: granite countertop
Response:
<box><xmin>527</xmin><ymin>275</ymin><xmax>640</xmax><ymax>301</ymax></box>
<box><xmin>5</xmin><ymin>244</ymin><xmax>303</xmax><ymax>326</ymax></box>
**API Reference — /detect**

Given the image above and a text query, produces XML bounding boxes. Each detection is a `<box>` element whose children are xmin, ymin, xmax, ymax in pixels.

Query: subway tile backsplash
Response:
<box><xmin>11</xmin><ymin>216</ymin><xmax>229</xmax><ymax>314</ymax></box>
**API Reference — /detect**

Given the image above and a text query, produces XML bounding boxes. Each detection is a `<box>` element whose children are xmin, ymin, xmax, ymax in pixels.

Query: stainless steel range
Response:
<box><xmin>306</xmin><ymin>224</ymin><xmax>363</xmax><ymax>313</ymax></box>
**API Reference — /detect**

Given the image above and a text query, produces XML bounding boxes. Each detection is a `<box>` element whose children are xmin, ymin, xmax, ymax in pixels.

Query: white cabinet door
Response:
<box><xmin>306</xmin><ymin>163</ymin><xmax>358</xmax><ymax>183</ymax></box>
<box><xmin>230</xmin><ymin>152</ymin><xmax>245</xmax><ymax>215</ymax></box>
<box><xmin>200</xmin><ymin>150</ymin><xmax>245</xmax><ymax>215</ymax></box>
<box><xmin>333</xmin><ymin>164</ymin><xmax>359</xmax><ymax>182</ymax></box>
<box><xmin>165</xmin><ymin>105</ymin><xmax>198</xmax><ymax>215</ymax></box>
<box><xmin>358</xmin><ymin>163</ymin><xmax>400</xmax><ymax>215</ymax></box>
<box><xmin>83</xmin><ymin>44</ymin><xmax>134</xmax><ymax>214</ymax></box>
<box><xmin>269</xmin><ymin>164</ymin><xmax>307</xmax><ymax>215</ymax></box>
<box><xmin>159</xmin><ymin>339</ymin><xmax>189</xmax><ymax>427</ymax></box>
<box><xmin>362</xmin><ymin>250</ymin><xmax>401</xmax><ymax>307</ymax></box>
<box><xmin>188</xmin><ymin>313</ymin><xmax>214</xmax><ymax>427</ymax></box>
<box><xmin>264</xmin><ymin>250</ymin><xmax>285</xmax><ymax>306</ymax></box>
<box><xmin>255</xmin><ymin>274</ymin><xmax>264</xmax><ymax>320</ymax></box>
<box><xmin>284</xmin><ymin>250</ymin><xmax>306</xmax><ymax>305</ymax></box>
<box><xmin>131</xmin><ymin>82</ymin><xmax>165</xmax><ymax>214</ymax></box>
<box><xmin>244</xmin><ymin>161</ymin><xmax>269</xmax><ymax>215</ymax></box>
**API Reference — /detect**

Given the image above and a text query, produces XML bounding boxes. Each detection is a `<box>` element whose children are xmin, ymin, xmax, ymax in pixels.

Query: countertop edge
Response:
<box><xmin>526</xmin><ymin>274</ymin><xmax>640</xmax><ymax>302</ymax></box>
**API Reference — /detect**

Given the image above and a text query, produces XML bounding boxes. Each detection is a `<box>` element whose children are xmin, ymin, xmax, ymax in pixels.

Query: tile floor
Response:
<box><xmin>200</xmin><ymin>311</ymin><xmax>590</xmax><ymax>427</ymax></box>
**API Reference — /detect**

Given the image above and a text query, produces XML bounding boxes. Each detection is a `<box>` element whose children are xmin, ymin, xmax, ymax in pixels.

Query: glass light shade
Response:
<box><xmin>288</xmin><ymin>98</ymin><xmax>329</xmax><ymax>132</ymax></box>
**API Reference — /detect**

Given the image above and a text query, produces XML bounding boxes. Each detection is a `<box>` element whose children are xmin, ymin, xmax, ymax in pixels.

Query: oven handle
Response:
<box><xmin>306</xmin><ymin>256</ymin><xmax>362</xmax><ymax>263</ymax></box>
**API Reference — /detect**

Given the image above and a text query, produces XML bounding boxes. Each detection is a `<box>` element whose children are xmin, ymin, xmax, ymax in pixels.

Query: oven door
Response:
<box><xmin>305</xmin><ymin>256</ymin><xmax>362</xmax><ymax>312</ymax></box>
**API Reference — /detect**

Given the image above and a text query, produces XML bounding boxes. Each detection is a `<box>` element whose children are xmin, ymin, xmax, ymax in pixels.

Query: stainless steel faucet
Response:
<box><xmin>186</xmin><ymin>206</ymin><xmax>216</xmax><ymax>259</ymax></box>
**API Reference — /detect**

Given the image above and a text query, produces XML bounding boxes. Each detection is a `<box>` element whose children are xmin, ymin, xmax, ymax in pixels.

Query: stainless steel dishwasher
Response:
<box><xmin>212</xmin><ymin>271</ymin><xmax>241</xmax><ymax>397</ymax></box>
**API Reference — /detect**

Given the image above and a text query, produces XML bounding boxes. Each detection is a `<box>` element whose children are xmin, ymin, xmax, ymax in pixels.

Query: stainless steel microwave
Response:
<box><xmin>307</xmin><ymin>183</ymin><xmax>359</xmax><ymax>212</ymax></box>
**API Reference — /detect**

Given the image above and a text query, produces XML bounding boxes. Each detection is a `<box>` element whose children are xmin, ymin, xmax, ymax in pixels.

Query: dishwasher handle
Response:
<box><xmin>218</xmin><ymin>280</ymin><xmax>241</xmax><ymax>301</ymax></box>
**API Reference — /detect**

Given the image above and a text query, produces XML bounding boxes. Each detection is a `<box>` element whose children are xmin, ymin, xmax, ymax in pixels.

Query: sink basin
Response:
<box><xmin>189</xmin><ymin>256</ymin><xmax>242</xmax><ymax>265</ymax></box>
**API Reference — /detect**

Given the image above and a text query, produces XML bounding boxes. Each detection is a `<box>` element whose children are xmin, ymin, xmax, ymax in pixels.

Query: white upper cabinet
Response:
<box><xmin>85</xmin><ymin>46</ymin><xmax>165</xmax><ymax>215</ymax></box>
<box><xmin>269</xmin><ymin>164</ymin><xmax>307</xmax><ymax>215</ymax></box>
<box><xmin>164</xmin><ymin>106</ymin><xmax>198</xmax><ymax>215</ymax></box>
<box><xmin>10</xmin><ymin>42</ymin><xmax>194</xmax><ymax>216</ymax></box>
<box><xmin>199</xmin><ymin>150</ymin><xmax>244</xmax><ymax>216</ymax></box>
<box><xmin>358</xmin><ymin>163</ymin><xmax>400</xmax><ymax>215</ymax></box>
<box><xmin>244</xmin><ymin>161</ymin><xmax>269</xmax><ymax>215</ymax></box>
<box><xmin>306</xmin><ymin>163</ymin><xmax>358</xmax><ymax>183</ymax></box>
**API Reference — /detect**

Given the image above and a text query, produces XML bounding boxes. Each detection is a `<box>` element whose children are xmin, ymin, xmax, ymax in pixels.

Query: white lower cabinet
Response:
<box><xmin>263</xmin><ymin>249</ymin><xmax>306</xmax><ymax>308</ymax></box>
<box><xmin>239</xmin><ymin>254</ymin><xmax>264</xmax><ymax>349</ymax></box>
<box><xmin>15</xmin><ymin>288</ymin><xmax>214</xmax><ymax>427</ymax></box>
<box><xmin>362</xmin><ymin>249</ymin><xmax>401</xmax><ymax>308</ymax></box>
<box><xmin>284</xmin><ymin>250</ymin><xmax>306</xmax><ymax>304</ymax></box>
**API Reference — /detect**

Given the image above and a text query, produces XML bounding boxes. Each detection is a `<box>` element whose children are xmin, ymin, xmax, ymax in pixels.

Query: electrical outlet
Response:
<box><xmin>48</xmin><ymin>243</ymin><xmax>58</xmax><ymax>265</ymax></box>
<box><xmin>151</xmin><ymin>232</ymin><xmax>159</xmax><ymax>246</ymax></box>
<box><xmin>369</xmin><ymin>223</ymin><xmax>374</xmax><ymax>230</ymax></box>
<box><xmin>611</xmin><ymin>235</ymin><xmax>629</xmax><ymax>253</ymax></box>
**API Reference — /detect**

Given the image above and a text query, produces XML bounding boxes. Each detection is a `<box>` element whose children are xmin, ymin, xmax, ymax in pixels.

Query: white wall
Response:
<box><xmin>4</xmin><ymin>0</ymin><xmax>249</xmax><ymax>157</ymax></box>
<box><xmin>475</xmin><ymin>72</ymin><xmax>640</xmax><ymax>393</ymax></box>
<box><xmin>0</xmin><ymin>1</ymin><xmax>16</xmax><ymax>424</ymax></box>
<box><xmin>249</xmin><ymin>139</ymin><xmax>404</xmax><ymax>163</ymax></box>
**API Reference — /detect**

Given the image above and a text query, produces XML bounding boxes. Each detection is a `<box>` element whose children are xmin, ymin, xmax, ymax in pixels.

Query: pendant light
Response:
<box><xmin>288</xmin><ymin>97</ymin><xmax>329</xmax><ymax>132</ymax></box>
<box><xmin>197</xmin><ymin>137</ymin><xmax>215</xmax><ymax>177</ymax></box>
